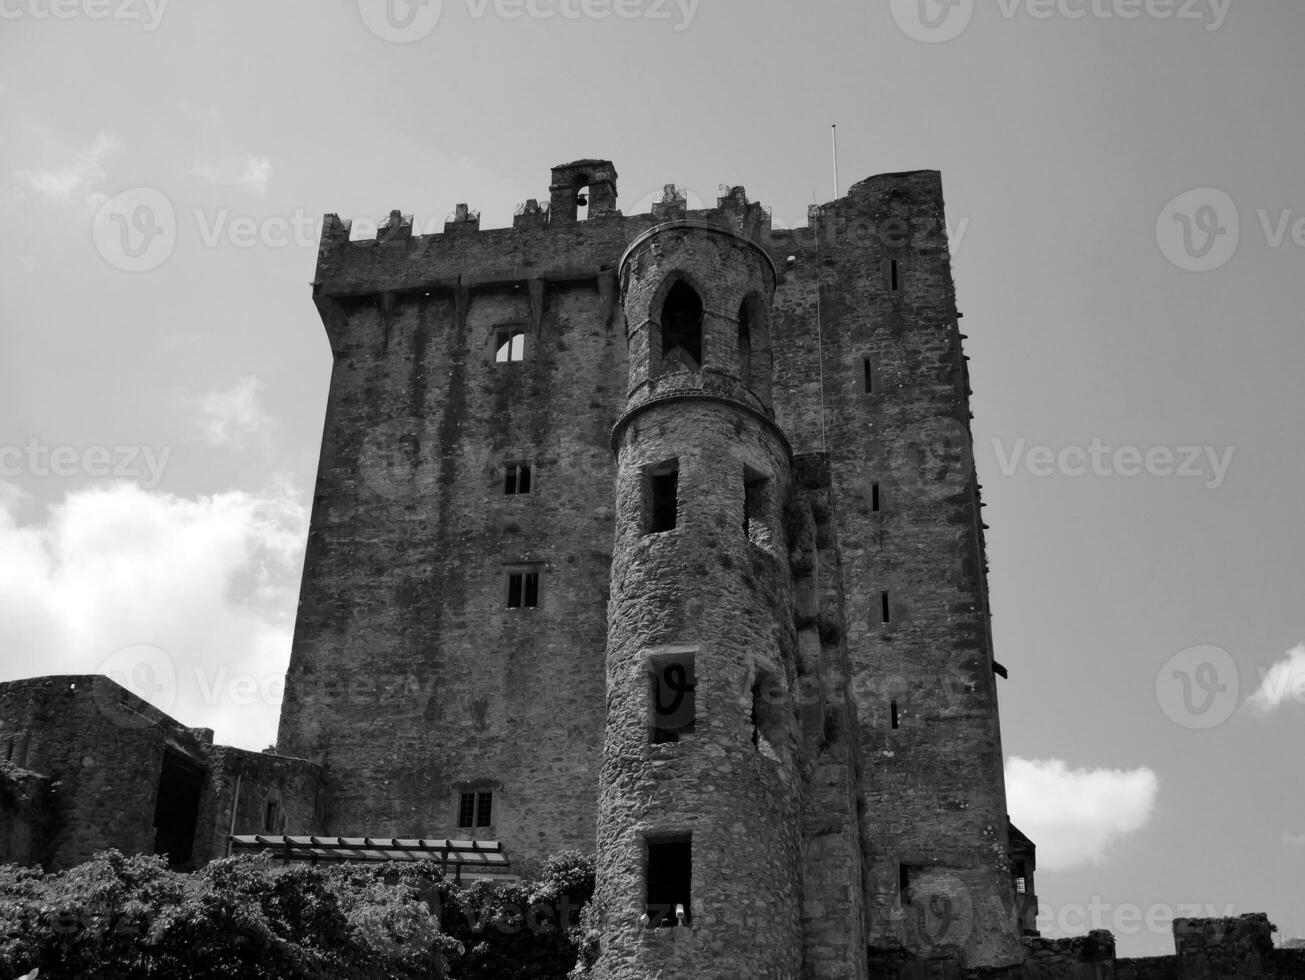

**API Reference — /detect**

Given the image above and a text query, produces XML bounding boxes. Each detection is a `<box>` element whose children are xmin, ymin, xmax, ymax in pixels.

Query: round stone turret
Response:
<box><xmin>592</xmin><ymin>221</ymin><xmax>802</xmax><ymax>980</ymax></box>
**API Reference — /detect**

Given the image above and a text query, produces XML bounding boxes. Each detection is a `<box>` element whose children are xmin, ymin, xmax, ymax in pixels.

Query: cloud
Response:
<box><xmin>197</xmin><ymin>376</ymin><xmax>272</xmax><ymax>446</ymax></box>
<box><xmin>1246</xmin><ymin>643</ymin><xmax>1305</xmax><ymax>717</ymax></box>
<box><xmin>14</xmin><ymin>132</ymin><xmax>118</xmax><ymax>202</ymax></box>
<box><xmin>0</xmin><ymin>479</ymin><xmax>307</xmax><ymax>750</ymax></box>
<box><xmin>193</xmin><ymin>154</ymin><xmax>272</xmax><ymax>195</ymax></box>
<box><xmin>1006</xmin><ymin>757</ymin><xmax>1159</xmax><ymax>872</ymax></box>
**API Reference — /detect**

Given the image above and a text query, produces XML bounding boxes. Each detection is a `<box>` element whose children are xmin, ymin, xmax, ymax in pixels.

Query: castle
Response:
<box><xmin>6</xmin><ymin>159</ymin><xmax>1297</xmax><ymax>979</ymax></box>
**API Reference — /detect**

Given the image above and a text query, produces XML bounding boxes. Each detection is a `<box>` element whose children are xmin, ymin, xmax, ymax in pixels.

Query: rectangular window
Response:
<box><xmin>881</xmin><ymin>591</ymin><xmax>891</xmax><ymax>624</ymax></box>
<box><xmin>1015</xmin><ymin>877</ymin><xmax>1027</xmax><ymax>895</ymax></box>
<box><xmin>264</xmin><ymin>800</ymin><xmax>281</xmax><ymax>833</ymax></box>
<box><xmin>504</xmin><ymin>462</ymin><xmax>532</xmax><ymax>495</ymax></box>
<box><xmin>458</xmin><ymin>790</ymin><xmax>494</xmax><ymax>829</ymax></box>
<box><xmin>644</xmin><ymin>459</ymin><xmax>679</xmax><ymax>534</ymax></box>
<box><xmin>651</xmin><ymin>656</ymin><xmax>696</xmax><ymax>744</ymax></box>
<box><xmin>899</xmin><ymin>863</ymin><xmax>914</xmax><ymax>904</ymax></box>
<box><xmin>507</xmin><ymin>571</ymin><xmax>540</xmax><ymax>609</ymax></box>
<box><xmin>889</xmin><ymin>259</ymin><xmax>901</xmax><ymax>292</ymax></box>
<box><xmin>863</xmin><ymin>357</ymin><xmax>874</xmax><ymax>394</ymax></box>
<box><xmin>871</xmin><ymin>482</ymin><xmax>881</xmax><ymax>513</ymax></box>
<box><xmin>495</xmin><ymin>329</ymin><xmax>526</xmax><ymax>363</ymax></box>
<box><xmin>890</xmin><ymin>699</ymin><xmax>899</xmax><ymax>730</ymax></box>
<box><xmin>646</xmin><ymin>836</ymin><xmax>692</xmax><ymax>927</ymax></box>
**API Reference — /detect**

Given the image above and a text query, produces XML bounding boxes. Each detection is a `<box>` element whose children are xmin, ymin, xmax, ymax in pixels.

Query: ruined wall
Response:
<box><xmin>0</xmin><ymin>761</ymin><xmax>53</xmax><ymax>866</ymax></box>
<box><xmin>191</xmin><ymin>747</ymin><xmax>324</xmax><ymax>867</ymax></box>
<box><xmin>770</xmin><ymin>172</ymin><xmax>1023</xmax><ymax>966</ymax></box>
<box><xmin>0</xmin><ymin>675</ymin><xmax>211</xmax><ymax>870</ymax></box>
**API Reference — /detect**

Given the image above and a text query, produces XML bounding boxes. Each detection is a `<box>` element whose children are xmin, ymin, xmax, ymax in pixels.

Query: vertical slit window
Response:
<box><xmin>505</xmin><ymin>462</ymin><xmax>532</xmax><ymax>495</ymax></box>
<box><xmin>872</xmin><ymin>482</ymin><xmax>881</xmax><ymax>513</ymax></box>
<box><xmin>890</xmin><ymin>259</ymin><xmax>901</xmax><ymax>292</ymax></box>
<box><xmin>881</xmin><ymin>591</ymin><xmax>891</xmax><ymax>624</ymax></box>
<box><xmin>864</xmin><ymin>357</ymin><xmax>874</xmax><ymax>394</ymax></box>
<box><xmin>744</xmin><ymin>468</ymin><xmax>770</xmax><ymax>545</ymax></box>
<box><xmin>890</xmin><ymin>699</ymin><xmax>899</xmax><ymax>729</ymax></box>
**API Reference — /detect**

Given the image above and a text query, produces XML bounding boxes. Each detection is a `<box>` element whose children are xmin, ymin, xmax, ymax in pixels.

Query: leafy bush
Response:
<box><xmin>439</xmin><ymin>851</ymin><xmax>595</xmax><ymax>980</ymax></box>
<box><xmin>0</xmin><ymin>850</ymin><xmax>460</xmax><ymax>979</ymax></box>
<box><xmin>0</xmin><ymin>849</ymin><xmax>597</xmax><ymax>980</ymax></box>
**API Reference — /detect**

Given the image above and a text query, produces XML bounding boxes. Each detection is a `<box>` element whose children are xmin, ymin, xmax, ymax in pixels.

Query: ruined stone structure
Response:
<box><xmin>6</xmin><ymin>158</ymin><xmax>1302</xmax><ymax>979</ymax></box>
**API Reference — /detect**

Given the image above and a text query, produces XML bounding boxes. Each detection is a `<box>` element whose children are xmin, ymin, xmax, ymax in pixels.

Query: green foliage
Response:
<box><xmin>439</xmin><ymin>851</ymin><xmax>595</xmax><ymax>980</ymax></box>
<box><xmin>0</xmin><ymin>850</ymin><xmax>460</xmax><ymax>980</ymax></box>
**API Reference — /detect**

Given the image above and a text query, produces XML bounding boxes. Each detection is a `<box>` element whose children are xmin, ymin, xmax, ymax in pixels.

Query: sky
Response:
<box><xmin>1</xmin><ymin>0</ymin><xmax>1302</xmax><ymax>959</ymax></box>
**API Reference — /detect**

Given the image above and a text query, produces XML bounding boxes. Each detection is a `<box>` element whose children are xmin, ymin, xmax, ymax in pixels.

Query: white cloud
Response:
<box><xmin>197</xmin><ymin>376</ymin><xmax>272</xmax><ymax>446</ymax></box>
<box><xmin>14</xmin><ymin>132</ymin><xmax>118</xmax><ymax>202</ymax></box>
<box><xmin>1006</xmin><ymin>757</ymin><xmax>1159</xmax><ymax>872</ymax></box>
<box><xmin>0</xmin><ymin>479</ymin><xmax>307</xmax><ymax>750</ymax></box>
<box><xmin>1246</xmin><ymin>643</ymin><xmax>1305</xmax><ymax>717</ymax></box>
<box><xmin>1284</xmin><ymin>831</ymin><xmax>1305</xmax><ymax>848</ymax></box>
<box><xmin>193</xmin><ymin>154</ymin><xmax>272</xmax><ymax>195</ymax></box>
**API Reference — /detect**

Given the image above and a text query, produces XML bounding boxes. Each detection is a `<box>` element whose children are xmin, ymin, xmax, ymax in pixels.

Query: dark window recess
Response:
<box><xmin>890</xmin><ymin>699</ymin><xmax>900</xmax><ymax>730</ymax></box>
<box><xmin>881</xmin><ymin>591</ymin><xmax>891</xmax><ymax>624</ymax></box>
<box><xmin>660</xmin><ymin>281</ymin><xmax>703</xmax><ymax>372</ymax></box>
<box><xmin>505</xmin><ymin>463</ymin><xmax>532</xmax><ymax>495</ymax></box>
<box><xmin>752</xmin><ymin>672</ymin><xmax>784</xmax><ymax>749</ymax></box>
<box><xmin>152</xmin><ymin>752</ymin><xmax>203</xmax><ymax>869</ymax></box>
<box><xmin>743</xmin><ymin>470</ymin><xmax>769</xmax><ymax>540</ymax></box>
<box><xmin>651</xmin><ymin>657</ymin><xmax>696</xmax><ymax>744</ymax></box>
<box><xmin>899</xmin><ymin>864</ymin><xmax>915</xmax><ymax>904</ymax></box>
<box><xmin>863</xmin><ymin>357</ymin><xmax>875</xmax><ymax>394</ymax></box>
<box><xmin>264</xmin><ymin>800</ymin><xmax>281</xmax><ymax>833</ymax></box>
<box><xmin>644</xmin><ymin>459</ymin><xmax>680</xmax><ymax>534</ymax></box>
<box><xmin>507</xmin><ymin>571</ymin><xmax>540</xmax><ymax>608</ymax></box>
<box><xmin>737</xmin><ymin>301</ymin><xmax>753</xmax><ymax>385</ymax></box>
<box><xmin>871</xmin><ymin>482</ymin><xmax>881</xmax><ymax>513</ymax></box>
<box><xmin>646</xmin><ymin>837</ymin><xmax>692</xmax><ymax>927</ymax></box>
<box><xmin>458</xmin><ymin>791</ymin><xmax>493</xmax><ymax>828</ymax></box>
<box><xmin>495</xmin><ymin>330</ymin><xmax>526</xmax><ymax>363</ymax></box>
<box><xmin>890</xmin><ymin>259</ymin><xmax>901</xmax><ymax>292</ymax></box>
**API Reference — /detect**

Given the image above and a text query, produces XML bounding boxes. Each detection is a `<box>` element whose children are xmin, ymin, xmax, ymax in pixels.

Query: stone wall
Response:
<box><xmin>0</xmin><ymin>760</ymin><xmax>53</xmax><ymax>866</ymax></box>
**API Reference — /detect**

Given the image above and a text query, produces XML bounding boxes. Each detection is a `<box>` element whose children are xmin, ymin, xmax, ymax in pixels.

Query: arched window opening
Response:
<box><xmin>737</xmin><ymin>300</ymin><xmax>753</xmax><ymax>385</ymax></box>
<box><xmin>575</xmin><ymin>181</ymin><xmax>591</xmax><ymax>222</ymax></box>
<box><xmin>660</xmin><ymin>281</ymin><xmax>703</xmax><ymax>374</ymax></box>
<box><xmin>495</xmin><ymin>329</ymin><xmax>526</xmax><ymax>363</ymax></box>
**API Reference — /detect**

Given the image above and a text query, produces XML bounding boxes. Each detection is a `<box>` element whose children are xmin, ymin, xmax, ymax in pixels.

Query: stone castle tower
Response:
<box><xmin>275</xmin><ymin>158</ymin><xmax>1033</xmax><ymax>975</ymax></box>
